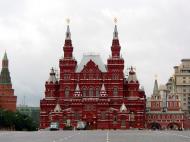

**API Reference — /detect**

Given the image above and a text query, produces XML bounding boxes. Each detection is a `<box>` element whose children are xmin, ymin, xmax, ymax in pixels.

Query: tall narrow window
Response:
<box><xmin>65</xmin><ymin>87</ymin><xmax>70</xmax><ymax>97</ymax></box>
<box><xmin>96</xmin><ymin>87</ymin><xmax>100</xmax><ymax>97</ymax></box>
<box><xmin>113</xmin><ymin>87</ymin><xmax>118</xmax><ymax>96</ymax></box>
<box><xmin>89</xmin><ymin>87</ymin><xmax>94</xmax><ymax>96</ymax></box>
<box><xmin>82</xmin><ymin>87</ymin><xmax>87</xmax><ymax>96</ymax></box>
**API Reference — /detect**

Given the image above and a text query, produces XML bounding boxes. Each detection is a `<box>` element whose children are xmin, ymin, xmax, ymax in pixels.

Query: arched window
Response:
<box><xmin>82</xmin><ymin>87</ymin><xmax>87</xmax><ymax>96</ymax></box>
<box><xmin>96</xmin><ymin>87</ymin><xmax>100</xmax><ymax>96</ymax></box>
<box><xmin>89</xmin><ymin>87</ymin><xmax>94</xmax><ymax>96</ymax></box>
<box><xmin>65</xmin><ymin>87</ymin><xmax>70</xmax><ymax>97</ymax></box>
<box><xmin>113</xmin><ymin>87</ymin><xmax>118</xmax><ymax>96</ymax></box>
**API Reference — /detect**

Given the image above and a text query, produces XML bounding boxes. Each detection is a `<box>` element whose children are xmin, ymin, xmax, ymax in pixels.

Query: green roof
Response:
<box><xmin>0</xmin><ymin>52</ymin><xmax>11</xmax><ymax>84</ymax></box>
<box><xmin>0</xmin><ymin>68</ymin><xmax>11</xmax><ymax>84</ymax></box>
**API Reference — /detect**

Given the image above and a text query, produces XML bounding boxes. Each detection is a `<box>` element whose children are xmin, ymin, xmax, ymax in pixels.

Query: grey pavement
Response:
<box><xmin>0</xmin><ymin>130</ymin><xmax>190</xmax><ymax>142</ymax></box>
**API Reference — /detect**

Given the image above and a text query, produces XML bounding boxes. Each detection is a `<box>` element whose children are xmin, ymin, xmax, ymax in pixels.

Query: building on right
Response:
<box><xmin>146</xmin><ymin>78</ymin><xmax>184</xmax><ymax>130</ymax></box>
<box><xmin>166</xmin><ymin>59</ymin><xmax>190</xmax><ymax>114</ymax></box>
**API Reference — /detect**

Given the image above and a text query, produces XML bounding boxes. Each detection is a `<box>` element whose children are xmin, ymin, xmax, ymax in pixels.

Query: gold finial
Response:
<box><xmin>66</xmin><ymin>18</ymin><xmax>70</xmax><ymax>24</ymax></box>
<box><xmin>114</xmin><ymin>17</ymin><xmax>117</xmax><ymax>24</ymax></box>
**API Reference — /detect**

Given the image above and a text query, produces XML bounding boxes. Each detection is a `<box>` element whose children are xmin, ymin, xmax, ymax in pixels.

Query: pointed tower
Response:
<box><xmin>127</xmin><ymin>67</ymin><xmax>140</xmax><ymax>96</ymax></box>
<box><xmin>59</xmin><ymin>19</ymin><xmax>77</xmax><ymax>98</ymax></box>
<box><xmin>0</xmin><ymin>52</ymin><xmax>17</xmax><ymax>111</ymax></box>
<box><xmin>153</xmin><ymin>78</ymin><xmax>159</xmax><ymax>95</ymax></box>
<box><xmin>63</xmin><ymin>19</ymin><xmax>73</xmax><ymax>59</ymax></box>
<box><xmin>100</xmin><ymin>83</ymin><xmax>107</xmax><ymax>97</ymax></box>
<box><xmin>111</xmin><ymin>18</ymin><xmax>121</xmax><ymax>58</ymax></box>
<box><xmin>107</xmin><ymin>18</ymin><xmax>124</xmax><ymax>72</ymax></box>
<box><xmin>0</xmin><ymin>52</ymin><xmax>11</xmax><ymax>84</ymax></box>
<box><xmin>106</xmin><ymin>18</ymin><xmax>125</xmax><ymax>97</ymax></box>
<box><xmin>44</xmin><ymin>68</ymin><xmax>59</xmax><ymax>98</ymax></box>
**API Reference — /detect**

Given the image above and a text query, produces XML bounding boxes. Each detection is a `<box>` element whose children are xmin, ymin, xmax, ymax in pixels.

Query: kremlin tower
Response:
<box><xmin>0</xmin><ymin>52</ymin><xmax>17</xmax><ymax>111</ymax></box>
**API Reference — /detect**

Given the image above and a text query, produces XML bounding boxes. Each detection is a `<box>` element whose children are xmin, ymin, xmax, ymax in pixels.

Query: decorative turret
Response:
<box><xmin>63</xmin><ymin>19</ymin><xmax>73</xmax><ymax>59</ymax></box>
<box><xmin>47</xmin><ymin>68</ymin><xmax>57</xmax><ymax>84</ymax></box>
<box><xmin>0</xmin><ymin>52</ymin><xmax>11</xmax><ymax>84</ymax></box>
<box><xmin>100</xmin><ymin>83</ymin><xmax>107</xmax><ymax>97</ymax></box>
<box><xmin>127</xmin><ymin>67</ymin><xmax>140</xmax><ymax>93</ymax></box>
<box><xmin>128</xmin><ymin>67</ymin><xmax>138</xmax><ymax>83</ymax></box>
<box><xmin>74</xmin><ymin>84</ymin><xmax>82</xmax><ymax>97</ymax></box>
<box><xmin>111</xmin><ymin>18</ymin><xmax>121</xmax><ymax>58</ymax></box>
<box><xmin>120</xmin><ymin>102</ymin><xmax>127</xmax><ymax>112</ymax></box>
<box><xmin>54</xmin><ymin>102</ymin><xmax>62</xmax><ymax>112</ymax></box>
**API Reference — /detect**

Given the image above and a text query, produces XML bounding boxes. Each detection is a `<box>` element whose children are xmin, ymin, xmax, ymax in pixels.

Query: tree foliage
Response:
<box><xmin>0</xmin><ymin>109</ymin><xmax>37</xmax><ymax>131</ymax></box>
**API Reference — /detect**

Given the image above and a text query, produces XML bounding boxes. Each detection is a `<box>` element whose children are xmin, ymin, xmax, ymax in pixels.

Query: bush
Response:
<box><xmin>0</xmin><ymin>109</ymin><xmax>37</xmax><ymax>131</ymax></box>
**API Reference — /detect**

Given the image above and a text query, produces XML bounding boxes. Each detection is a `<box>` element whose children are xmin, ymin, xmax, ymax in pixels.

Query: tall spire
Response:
<box><xmin>2</xmin><ymin>51</ymin><xmax>8</xmax><ymax>68</ymax></box>
<box><xmin>153</xmin><ymin>75</ymin><xmax>159</xmax><ymax>95</ymax></box>
<box><xmin>63</xmin><ymin>18</ymin><xmax>73</xmax><ymax>59</ymax></box>
<box><xmin>111</xmin><ymin>17</ymin><xmax>121</xmax><ymax>58</ymax></box>
<box><xmin>0</xmin><ymin>52</ymin><xmax>11</xmax><ymax>84</ymax></box>
<box><xmin>65</xmin><ymin>18</ymin><xmax>71</xmax><ymax>40</ymax></box>
<box><xmin>113</xmin><ymin>17</ymin><xmax>118</xmax><ymax>39</ymax></box>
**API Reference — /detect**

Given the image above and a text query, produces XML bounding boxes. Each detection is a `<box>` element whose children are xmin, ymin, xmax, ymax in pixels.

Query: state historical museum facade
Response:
<box><xmin>40</xmin><ymin>23</ymin><xmax>146</xmax><ymax>129</ymax></box>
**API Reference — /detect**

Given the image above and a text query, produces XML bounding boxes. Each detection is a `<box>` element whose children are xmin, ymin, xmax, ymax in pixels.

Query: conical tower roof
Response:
<box><xmin>153</xmin><ymin>79</ymin><xmax>159</xmax><ymax>95</ymax></box>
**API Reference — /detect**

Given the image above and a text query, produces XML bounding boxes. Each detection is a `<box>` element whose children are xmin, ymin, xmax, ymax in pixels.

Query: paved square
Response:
<box><xmin>0</xmin><ymin>130</ymin><xmax>190</xmax><ymax>142</ymax></box>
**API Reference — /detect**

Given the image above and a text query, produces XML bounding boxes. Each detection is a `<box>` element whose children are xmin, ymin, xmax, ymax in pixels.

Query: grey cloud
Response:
<box><xmin>0</xmin><ymin>0</ymin><xmax>190</xmax><ymax>106</ymax></box>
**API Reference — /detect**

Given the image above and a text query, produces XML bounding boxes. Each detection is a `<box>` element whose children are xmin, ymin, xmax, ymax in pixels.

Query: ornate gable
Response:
<box><xmin>81</xmin><ymin>60</ymin><xmax>102</xmax><ymax>73</ymax></box>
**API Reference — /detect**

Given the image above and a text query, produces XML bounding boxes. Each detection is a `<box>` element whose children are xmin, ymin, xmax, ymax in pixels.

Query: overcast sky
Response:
<box><xmin>0</xmin><ymin>0</ymin><xmax>190</xmax><ymax>106</ymax></box>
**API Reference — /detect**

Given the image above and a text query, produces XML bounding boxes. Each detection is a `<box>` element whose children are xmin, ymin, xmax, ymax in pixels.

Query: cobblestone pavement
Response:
<box><xmin>0</xmin><ymin>130</ymin><xmax>190</xmax><ymax>142</ymax></box>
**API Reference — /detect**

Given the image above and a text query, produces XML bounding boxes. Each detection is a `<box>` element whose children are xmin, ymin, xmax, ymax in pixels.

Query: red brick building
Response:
<box><xmin>146</xmin><ymin>78</ymin><xmax>184</xmax><ymax>130</ymax></box>
<box><xmin>0</xmin><ymin>52</ymin><xmax>17</xmax><ymax>112</ymax></box>
<box><xmin>40</xmin><ymin>23</ymin><xmax>146</xmax><ymax>129</ymax></box>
